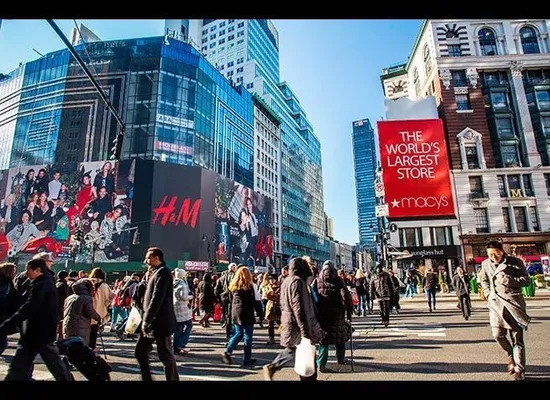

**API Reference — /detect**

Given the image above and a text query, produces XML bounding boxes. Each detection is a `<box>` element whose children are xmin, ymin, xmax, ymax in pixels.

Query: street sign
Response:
<box><xmin>375</xmin><ymin>204</ymin><xmax>389</xmax><ymax>217</ymax></box>
<box><xmin>56</xmin><ymin>252</ymin><xmax>72</xmax><ymax>259</ymax></box>
<box><xmin>375</xmin><ymin>182</ymin><xmax>385</xmax><ymax>198</ymax></box>
<box><xmin>388</xmin><ymin>223</ymin><xmax>398</xmax><ymax>233</ymax></box>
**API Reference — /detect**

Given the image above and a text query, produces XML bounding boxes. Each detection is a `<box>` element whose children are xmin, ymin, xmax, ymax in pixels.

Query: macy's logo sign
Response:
<box><xmin>391</xmin><ymin>195</ymin><xmax>449</xmax><ymax>209</ymax></box>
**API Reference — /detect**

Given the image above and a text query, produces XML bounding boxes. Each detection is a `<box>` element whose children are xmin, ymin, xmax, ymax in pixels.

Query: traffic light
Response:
<box><xmin>132</xmin><ymin>229</ymin><xmax>141</xmax><ymax>245</ymax></box>
<box><xmin>75</xmin><ymin>229</ymin><xmax>83</xmax><ymax>243</ymax></box>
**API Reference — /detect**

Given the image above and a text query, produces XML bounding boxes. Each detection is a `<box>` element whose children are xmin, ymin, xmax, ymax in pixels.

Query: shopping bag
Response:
<box><xmin>124</xmin><ymin>307</ymin><xmax>142</xmax><ymax>334</ymax></box>
<box><xmin>294</xmin><ymin>337</ymin><xmax>316</xmax><ymax>377</ymax></box>
<box><xmin>213</xmin><ymin>303</ymin><xmax>222</xmax><ymax>322</ymax></box>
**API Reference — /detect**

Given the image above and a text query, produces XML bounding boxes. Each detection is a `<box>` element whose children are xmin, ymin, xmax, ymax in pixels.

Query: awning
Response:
<box><xmin>473</xmin><ymin>255</ymin><xmax>542</xmax><ymax>264</ymax></box>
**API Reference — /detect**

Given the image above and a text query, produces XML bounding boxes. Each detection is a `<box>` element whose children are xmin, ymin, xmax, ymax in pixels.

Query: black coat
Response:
<box><xmin>0</xmin><ymin>276</ymin><xmax>19</xmax><ymax>324</ymax></box>
<box><xmin>452</xmin><ymin>274</ymin><xmax>471</xmax><ymax>297</ymax></box>
<box><xmin>230</xmin><ymin>288</ymin><xmax>256</xmax><ymax>326</ymax></box>
<box><xmin>0</xmin><ymin>273</ymin><xmax>59</xmax><ymax>346</ymax></box>
<box><xmin>142</xmin><ymin>263</ymin><xmax>177</xmax><ymax>337</ymax></box>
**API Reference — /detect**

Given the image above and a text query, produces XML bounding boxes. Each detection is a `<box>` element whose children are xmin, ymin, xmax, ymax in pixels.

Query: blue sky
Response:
<box><xmin>0</xmin><ymin>19</ymin><xmax>422</xmax><ymax>245</ymax></box>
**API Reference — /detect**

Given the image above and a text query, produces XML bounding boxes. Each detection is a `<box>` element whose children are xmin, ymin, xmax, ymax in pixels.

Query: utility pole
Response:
<box><xmin>46</xmin><ymin>19</ymin><xmax>126</xmax><ymax>160</ymax></box>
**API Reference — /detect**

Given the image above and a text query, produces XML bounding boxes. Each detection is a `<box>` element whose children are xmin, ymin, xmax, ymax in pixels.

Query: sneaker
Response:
<box><xmin>507</xmin><ymin>357</ymin><xmax>515</xmax><ymax>375</ymax></box>
<box><xmin>513</xmin><ymin>369</ymin><xmax>525</xmax><ymax>381</ymax></box>
<box><xmin>221</xmin><ymin>352</ymin><xmax>232</xmax><ymax>364</ymax></box>
<box><xmin>337</xmin><ymin>358</ymin><xmax>349</xmax><ymax>365</ymax></box>
<box><xmin>263</xmin><ymin>364</ymin><xmax>275</xmax><ymax>381</ymax></box>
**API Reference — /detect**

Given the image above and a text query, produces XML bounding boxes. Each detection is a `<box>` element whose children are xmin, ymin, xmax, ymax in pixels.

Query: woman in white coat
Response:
<box><xmin>173</xmin><ymin>268</ymin><xmax>194</xmax><ymax>355</ymax></box>
<box><xmin>89</xmin><ymin>267</ymin><xmax>114</xmax><ymax>351</ymax></box>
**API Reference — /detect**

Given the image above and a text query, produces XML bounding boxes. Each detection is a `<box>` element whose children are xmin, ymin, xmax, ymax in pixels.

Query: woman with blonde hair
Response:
<box><xmin>221</xmin><ymin>265</ymin><xmax>257</xmax><ymax>367</ymax></box>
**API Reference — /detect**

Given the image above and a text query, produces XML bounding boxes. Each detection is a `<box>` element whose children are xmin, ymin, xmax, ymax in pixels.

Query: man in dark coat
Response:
<box><xmin>0</xmin><ymin>258</ymin><xmax>71</xmax><ymax>380</ymax></box>
<box><xmin>479</xmin><ymin>240</ymin><xmax>531</xmax><ymax>381</ymax></box>
<box><xmin>134</xmin><ymin>247</ymin><xmax>179</xmax><ymax>381</ymax></box>
<box><xmin>262</xmin><ymin>257</ymin><xmax>324</xmax><ymax>381</ymax></box>
<box><xmin>315</xmin><ymin>260</ymin><xmax>354</xmax><ymax>373</ymax></box>
<box><xmin>452</xmin><ymin>266</ymin><xmax>471</xmax><ymax>320</ymax></box>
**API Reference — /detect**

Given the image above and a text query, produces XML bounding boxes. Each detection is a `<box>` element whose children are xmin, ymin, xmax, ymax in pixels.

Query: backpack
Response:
<box><xmin>120</xmin><ymin>284</ymin><xmax>133</xmax><ymax>307</ymax></box>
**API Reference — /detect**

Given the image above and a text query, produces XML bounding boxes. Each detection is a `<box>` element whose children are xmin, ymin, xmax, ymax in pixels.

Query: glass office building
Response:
<box><xmin>1</xmin><ymin>50</ymin><xmax>70</xmax><ymax>168</ymax></box>
<box><xmin>0</xmin><ymin>36</ymin><xmax>254</xmax><ymax>188</ymax></box>
<box><xmin>352</xmin><ymin>118</ymin><xmax>378</xmax><ymax>246</ymax></box>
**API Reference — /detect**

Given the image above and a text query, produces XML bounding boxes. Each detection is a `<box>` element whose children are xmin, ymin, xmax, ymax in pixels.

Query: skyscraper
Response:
<box><xmin>180</xmin><ymin>19</ymin><xmax>329</xmax><ymax>263</ymax></box>
<box><xmin>352</xmin><ymin>118</ymin><xmax>378</xmax><ymax>246</ymax></box>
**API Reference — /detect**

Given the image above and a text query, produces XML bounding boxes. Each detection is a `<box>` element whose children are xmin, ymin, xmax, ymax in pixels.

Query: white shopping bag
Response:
<box><xmin>294</xmin><ymin>337</ymin><xmax>316</xmax><ymax>377</ymax></box>
<box><xmin>124</xmin><ymin>307</ymin><xmax>142</xmax><ymax>334</ymax></box>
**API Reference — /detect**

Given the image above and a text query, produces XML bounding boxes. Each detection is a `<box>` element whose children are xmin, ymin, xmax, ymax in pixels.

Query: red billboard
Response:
<box><xmin>377</xmin><ymin>119</ymin><xmax>455</xmax><ymax>218</ymax></box>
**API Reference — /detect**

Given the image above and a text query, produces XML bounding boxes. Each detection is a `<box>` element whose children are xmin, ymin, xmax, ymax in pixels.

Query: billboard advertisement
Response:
<box><xmin>213</xmin><ymin>174</ymin><xmax>273</xmax><ymax>269</ymax></box>
<box><xmin>377</xmin><ymin>119</ymin><xmax>455</xmax><ymax>218</ymax></box>
<box><xmin>0</xmin><ymin>160</ymin><xmax>134</xmax><ymax>263</ymax></box>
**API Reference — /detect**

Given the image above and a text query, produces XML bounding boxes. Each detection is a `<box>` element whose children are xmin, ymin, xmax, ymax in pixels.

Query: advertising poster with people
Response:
<box><xmin>214</xmin><ymin>174</ymin><xmax>273</xmax><ymax>270</ymax></box>
<box><xmin>0</xmin><ymin>159</ymin><xmax>134</xmax><ymax>263</ymax></box>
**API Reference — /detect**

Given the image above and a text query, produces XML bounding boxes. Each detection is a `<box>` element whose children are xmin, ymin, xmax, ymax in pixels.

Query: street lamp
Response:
<box><xmin>202</xmin><ymin>234</ymin><xmax>216</xmax><ymax>271</ymax></box>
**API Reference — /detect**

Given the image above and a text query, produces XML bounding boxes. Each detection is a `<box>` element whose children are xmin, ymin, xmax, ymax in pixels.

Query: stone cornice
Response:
<box><xmin>435</xmin><ymin>54</ymin><xmax>550</xmax><ymax>70</ymax></box>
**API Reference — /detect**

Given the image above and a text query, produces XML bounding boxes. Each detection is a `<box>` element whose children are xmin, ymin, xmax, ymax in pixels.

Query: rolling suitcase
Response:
<box><xmin>57</xmin><ymin>336</ymin><xmax>112</xmax><ymax>381</ymax></box>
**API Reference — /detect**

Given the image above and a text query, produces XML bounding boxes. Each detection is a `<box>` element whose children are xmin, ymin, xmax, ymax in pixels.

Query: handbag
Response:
<box><xmin>294</xmin><ymin>337</ymin><xmax>316</xmax><ymax>377</ymax></box>
<box><xmin>124</xmin><ymin>306</ymin><xmax>142</xmax><ymax>334</ymax></box>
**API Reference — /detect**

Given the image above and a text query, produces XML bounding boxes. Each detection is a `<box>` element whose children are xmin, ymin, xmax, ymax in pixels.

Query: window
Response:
<box><xmin>479</xmin><ymin>28</ymin><xmax>498</xmax><ymax>56</ymax></box>
<box><xmin>237</xmin><ymin>31</ymin><xmax>244</xmax><ymax>37</ymax></box>
<box><xmin>218</xmin><ymin>39</ymin><xmax>225</xmax><ymax>45</ymax></box>
<box><xmin>507</xmin><ymin>175</ymin><xmax>522</xmax><ymax>197</ymax></box>
<box><xmin>545</xmin><ymin>173</ymin><xmax>550</xmax><ymax>195</ymax></box>
<box><xmin>201</xmin><ymin>38</ymin><xmax>207</xmax><ymax>44</ymax></box>
<box><xmin>228</xmin><ymin>26</ymin><xmax>234</xmax><ymax>32</ymax></box>
<box><xmin>210</xmin><ymin>34</ymin><xmax>216</xmax><ymax>40</ymax></box>
<box><xmin>465</xmin><ymin>146</ymin><xmax>480</xmax><ymax>169</ymax></box>
<box><xmin>502</xmin><ymin>208</ymin><xmax>512</xmax><ymax>232</ymax></box>
<box><xmin>522</xmin><ymin>175</ymin><xmax>534</xmax><ymax>196</ymax></box>
<box><xmin>491</xmin><ymin>92</ymin><xmax>509</xmax><ymax>109</ymax></box>
<box><xmin>219</xmin><ymin>29</ymin><xmax>225</xmax><ymax>36</ymax></box>
<box><xmin>474</xmin><ymin>208</ymin><xmax>489</xmax><ymax>233</ymax></box>
<box><xmin>497</xmin><ymin>175</ymin><xmax>507</xmax><ymax>197</ymax></box>
<box><xmin>501</xmin><ymin>145</ymin><xmax>519</xmax><ymax>167</ymax></box>
<box><xmin>452</xmin><ymin>70</ymin><xmax>468</xmax><ymax>87</ymax></box>
<box><xmin>202</xmin><ymin>29</ymin><xmax>208</xmax><ymax>35</ymax></box>
<box><xmin>514</xmin><ymin>207</ymin><xmax>528</xmax><ymax>232</ymax></box>
<box><xmin>228</xmin><ymin>34</ymin><xmax>234</xmax><ymax>41</ymax></box>
<box><xmin>541</xmin><ymin>116</ymin><xmax>550</xmax><ymax>136</ymax></box>
<box><xmin>520</xmin><ymin>26</ymin><xmax>540</xmax><ymax>54</ymax></box>
<box><xmin>210</xmin><ymin>25</ymin><xmax>216</xmax><ymax>31</ymax></box>
<box><xmin>456</xmin><ymin>94</ymin><xmax>471</xmax><ymax>110</ymax></box>
<box><xmin>237</xmin><ymin>67</ymin><xmax>243</xmax><ymax>73</ymax></box>
<box><xmin>430</xmin><ymin>227</ymin><xmax>449</xmax><ymax>245</ymax></box>
<box><xmin>219</xmin><ymin>21</ymin><xmax>226</xmax><ymax>28</ymax></box>
<box><xmin>495</xmin><ymin>118</ymin><xmax>515</xmax><ymax>139</ymax></box>
<box><xmin>412</xmin><ymin>68</ymin><xmax>420</xmax><ymax>97</ymax></box>
<box><xmin>423</xmin><ymin>44</ymin><xmax>432</xmax><ymax>76</ymax></box>
<box><xmin>536</xmin><ymin>90</ymin><xmax>550</xmax><ymax>108</ymax></box>
<box><xmin>448</xmin><ymin>45</ymin><xmax>461</xmax><ymax>57</ymax></box>
<box><xmin>237</xmin><ymin>22</ymin><xmax>244</xmax><ymax>28</ymax></box>
<box><xmin>469</xmin><ymin>176</ymin><xmax>483</xmax><ymax>193</ymax></box>
<box><xmin>399</xmin><ymin>228</ymin><xmax>423</xmax><ymax>247</ymax></box>
<box><xmin>530</xmin><ymin>206</ymin><xmax>540</xmax><ymax>231</ymax></box>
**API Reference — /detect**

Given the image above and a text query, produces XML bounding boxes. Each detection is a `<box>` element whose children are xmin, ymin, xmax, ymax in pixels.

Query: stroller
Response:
<box><xmin>56</xmin><ymin>336</ymin><xmax>112</xmax><ymax>381</ymax></box>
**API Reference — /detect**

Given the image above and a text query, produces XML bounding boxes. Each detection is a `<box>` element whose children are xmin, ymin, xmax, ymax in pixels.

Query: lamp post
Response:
<box><xmin>202</xmin><ymin>234</ymin><xmax>216</xmax><ymax>272</ymax></box>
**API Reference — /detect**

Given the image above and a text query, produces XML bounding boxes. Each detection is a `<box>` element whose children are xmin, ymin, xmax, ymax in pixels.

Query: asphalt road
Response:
<box><xmin>1</xmin><ymin>290</ymin><xmax>549</xmax><ymax>381</ymax></box>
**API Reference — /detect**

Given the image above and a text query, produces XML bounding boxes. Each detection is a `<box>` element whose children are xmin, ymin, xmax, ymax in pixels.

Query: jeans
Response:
<box><xmin>225</xmin><ymin>324</ymin><xmax>254</xmax><ymax>362</ymax></box>
<box><xmin>5</xmin><ymin>342</ymin><xmax>71</xmax><ymax>381</ymax></box>
<box><xmin>404</xmin><ymin>283</ymin><xmax>416</xmax><ymax>298</ymax></box>
<box><xmin>111</xmin><ymin>306</ymin><xmax>128</xmax><ymax>328</ymax></box>
<box><xmin>378</xmin><ymin>299</ymin><xmax>391</xmax><ymax>323</ymax></box>
<box><xmin>317</xmin><ymin>343</ymin><xmax>345</xmax><ymax>367</ymax></box>
<box><xmin>425</xmin><ymin>289</ymin><xmax>437</xmax><ymax>310</ymax></box>
<box><xmin>173</xmin><ymin>320</ymin><xmax>193</xmax><ymax>351</ymax></box>
<box><xmin>358</xmin><ymin>294</ymin><xmax>370</xmax><ymax>315</ymax></box>
<box><xmin>0</xmin><ymin>335</ymin><xmax>7</xmax><ymax>356</ymax></box>
<box><xmin>458</xmin><ymin>294</ymin><xmax>471</xmax><ymax>318</ymax></box>
<box><xmin>135</xmin><ymin>334</ymin><xmax>179</xmax><ymax>381</ymax></box>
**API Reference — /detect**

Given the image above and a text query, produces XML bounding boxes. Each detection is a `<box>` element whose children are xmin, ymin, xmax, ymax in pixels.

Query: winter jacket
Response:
<box><xmin>479</xmin><ymin>255</ymin><xmax>531</xmax><ymax>329</ymax></box>
<box><xmin>173</xmin><ymin>278</ymin><xmax>193</xmax><ymax>323</ymax></box>
<box><xmin>56</xmin><ymin>280</ymin><xmax>72</xmax><ymax>320</ymax></box>
<box><xmin>279</xmin><ymin>258</ymin><xmax>324</xmax><ymax>348</ymax></box>
<box><xmin>422</xmin><ymin>272</ymin><xmax>438</xmax><ymax>291</ymax></box>
<box><xmin>315</xmin><ymin>264</ymin><xmax>354</xmax><ymax>345</ymax></box>
<box><xmin>0</xmin><ymin>276</ymin><xmax>18</xmax><ymax>325</ymax></box>
<box><xmin>62</xmin><ymin>279</ymin><xmax>101</xmax><ymax>345</ymax></box>
<box><xmin>142</xmin><ymin>263</ymin><xmax>177</xmax><ymax>337</ymax></box>
<box><xmin>0</xmin><ymin>273</ymin><xmax>59</xmax><ymax>346</ymax></box>
<box><xmin>452</xmin><ymin>274</ymin><xmax>471</xmax><ymax>297</ymax></box>
<box><xmin>369</xmin><ymin>271</ymin><xmax>395</xmax><ymax>301</ymax></box>
<box><xmin>198</xmin><ymin>274</ymin><xmax>216</xmax><ymax>313</ymax></box>
<box><xmin>230</xmin><ymin>287</ymin><xmax>256</xmax><ymax>326</ymax></box>
<box><xmin>90</xmin><ymin>278</ymin><xmax>114</xmax><ymax>326</ymax></box>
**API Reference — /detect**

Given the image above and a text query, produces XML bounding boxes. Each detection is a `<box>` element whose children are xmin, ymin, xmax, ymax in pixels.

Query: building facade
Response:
<box><xmin>383</xmin><ymin>19</ymin><xmax>550</xmax><ymax>273</ymax></box>
<box><xmin>0</xmin><ymin>36</ymin><xmax>255</xmax><ymax>189</ymax></box>
<box><xmin>182</xmin><ymin>19</ymin><xmax>329</xmax><ymax>263</ymax></box>
<box><xmin>352</xmin><ymin>118</ymin><xmax>378</xmax><ymax>246</ymax></box>
<box><xmin>253</xmin><ymin>93</ymin><xmax>283</xmax><ymax>265</ymax></box>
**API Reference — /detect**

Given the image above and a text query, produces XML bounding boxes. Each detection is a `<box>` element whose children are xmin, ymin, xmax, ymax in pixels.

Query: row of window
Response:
<box><xmin>202</xmin><ymin>20</ymin><xmax>243</xmax><ymax>35</ymax></box>
<box><xmin>398</xmin><ymin>226</ymin><xmax>454</xmax><ymax>247</ymax></box>
<box><xmin>474</xmin><ymin>206</ymin><xmax>539</xmax><ymax>233</ymax></box>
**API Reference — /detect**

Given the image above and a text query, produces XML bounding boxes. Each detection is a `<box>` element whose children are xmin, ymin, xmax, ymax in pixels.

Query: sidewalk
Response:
<box><xmin>401</xmin><ymin>287</ymin><xmax>550</xmax><ymax>303</ymax></box>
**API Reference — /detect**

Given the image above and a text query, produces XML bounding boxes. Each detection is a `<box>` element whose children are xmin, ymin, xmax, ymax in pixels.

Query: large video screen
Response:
<box><xmin>0</xmin><ymin>160</ymin><xmax>134</xmax><ymax>263</ymax></box>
